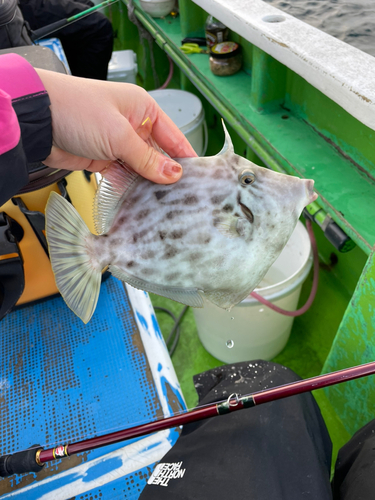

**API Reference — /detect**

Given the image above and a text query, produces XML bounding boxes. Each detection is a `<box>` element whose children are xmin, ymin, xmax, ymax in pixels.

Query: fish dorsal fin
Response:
<box><xmin>109</xmin><ymin>265</ymin><xmax>204</xmax><ymax>308</ymax></box>
<box><xmin>139</xmin><ymin>117</ymin><xmax>171</xmax><ymax>157</ymax></box>
<box><xmin>147</xmin><ymin>134</ymin><xmax>170</xmax><ymax>158</ymax></box>
<box><xmin>217</xmin><ymin>119</ymin><xmax>234</xmax><ymax>156</ymax></box>
<box><xmin>93</xmin><ymin>161</ymin><xmax>139</xmax><ymax>235</ymax></box>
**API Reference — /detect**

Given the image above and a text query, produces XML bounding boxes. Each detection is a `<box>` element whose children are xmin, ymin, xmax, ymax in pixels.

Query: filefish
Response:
<box><xmin>45</xmin><ymin>122</ymin><xmax>317</xmax><ymax>323</ymax></box>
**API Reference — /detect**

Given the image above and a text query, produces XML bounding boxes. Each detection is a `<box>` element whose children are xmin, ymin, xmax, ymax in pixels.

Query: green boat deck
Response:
<box><xmin>106</xmin><ymin>0</ymin><xmax>375</xmax><ymax>466</ymax></box>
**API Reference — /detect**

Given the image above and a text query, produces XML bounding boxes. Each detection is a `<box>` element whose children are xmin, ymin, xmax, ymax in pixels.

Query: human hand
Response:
<box><xmin>35</xmin><ymin>69</ymin><xmax>197</xmax><ymax>183</ymax></box>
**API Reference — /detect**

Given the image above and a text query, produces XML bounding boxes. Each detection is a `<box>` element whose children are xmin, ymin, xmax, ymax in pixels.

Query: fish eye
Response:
<box><xmin>239</xmin><ymin>170</ymin><xmax>255</xmax><ymax>186</ymax></box>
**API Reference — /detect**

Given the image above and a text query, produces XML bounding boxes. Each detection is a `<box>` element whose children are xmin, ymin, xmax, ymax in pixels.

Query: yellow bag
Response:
<box><xmin>0</xmin><ymin>171</ymin><xmax>97</xmax><ymax>313</ymax></box>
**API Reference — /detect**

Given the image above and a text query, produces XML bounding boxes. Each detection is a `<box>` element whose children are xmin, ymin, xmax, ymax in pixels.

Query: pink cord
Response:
<box><xmin>158</xmin><ymin>56</ymin><xmax>174</xmax><ymax>90</ymax></box>
<box><xmin>250</xmin><ymin>219</ymin><xmax>319</xmax><ymax>317</ymax></box>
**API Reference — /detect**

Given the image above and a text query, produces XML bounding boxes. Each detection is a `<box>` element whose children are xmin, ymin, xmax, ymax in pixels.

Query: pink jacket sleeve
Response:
<box><xmin>0</xmin><ymin>53</ymin><xmax>52</xmax><ymax>205</ymax></box>
<box><xmin>0</xmin><ymin>88</ymin><xmax>20</xmax><ymax>156</ymax></box>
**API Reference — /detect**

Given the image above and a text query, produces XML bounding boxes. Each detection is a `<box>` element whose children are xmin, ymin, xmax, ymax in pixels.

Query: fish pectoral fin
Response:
<box><xmin>213</xmin><ymin>214</ymin><xmax>243</xmax><ymax>238</ymax></box>
<box><xmin>236</xmin><ymin>217</ymin><xmax>253</xmax><ymax>239</ymax></box>
<box><xmin>94</xmin><ymin>161</ymin><xmax>139</xmax><ymax>235</ymax></box>
<box><xmin>109</xmin><ymin>265</ymin><xmax>204</xmax><ymax>308</ymax></box>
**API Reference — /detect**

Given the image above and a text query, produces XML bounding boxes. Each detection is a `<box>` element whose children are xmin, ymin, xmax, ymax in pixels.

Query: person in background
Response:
<box><xmin>18</xmin><ymin>0</ymin><xmax>114</xmax><ymax>80</ymax></box>
<box><xmin>0</xmin><ymin>53</ymin><xmax>196</xmax><ymax>205</ymax></box>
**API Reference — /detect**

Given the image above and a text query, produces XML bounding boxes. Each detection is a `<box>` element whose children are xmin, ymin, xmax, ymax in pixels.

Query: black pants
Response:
<box><xmin>18</xmin><ymin>0</ymin><xmax>113</xmax><ymax>80</ymax></box>
<box><xmin>140</xmin><ymin>361</ymin><xmax>375</xmax><ymax>499</ymax></box>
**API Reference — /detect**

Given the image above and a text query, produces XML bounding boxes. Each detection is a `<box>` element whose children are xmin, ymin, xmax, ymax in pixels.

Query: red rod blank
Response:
<box><xmin>38</xmin><ymin>361</ymin><xmax>375</xmax><ymax>464</ymax></box>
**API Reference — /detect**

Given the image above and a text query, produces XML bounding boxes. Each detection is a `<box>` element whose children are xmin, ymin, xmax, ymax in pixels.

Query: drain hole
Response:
<box><xmin>262</xmin><ymin>15</ymin><xmax>286</xmax><ymax>23</ymax></box>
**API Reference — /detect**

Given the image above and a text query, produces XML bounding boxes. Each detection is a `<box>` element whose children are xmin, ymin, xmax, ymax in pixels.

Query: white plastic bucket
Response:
<box><xmin>148</xmin><ymin>89</ymin><xmax>208</xmax><ymax>156</ymax></box>
<box><xmin>193</xmin><ymin>221</ymin><xmax>313</xmax><ymax>363</ymax></box>
<box><xmin>139</xmin><ymin>0</ymin><xmax>174</xmax><ymax>17</ymax></box>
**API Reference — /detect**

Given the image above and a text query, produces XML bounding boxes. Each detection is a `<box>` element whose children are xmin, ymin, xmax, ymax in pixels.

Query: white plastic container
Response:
<box><xmin>107</xmin><ymin>50</ymin><xmax>138</xmax><ymax>84</ymax></box>
<box><xmin>193</xmin><ymin>221</ymin><xmax>313</xmax><ymax>363</ymax></box>
<box><xmin>148</xmin><ymin>89</ymin><xmax>208</xmax><ymax>156</ymax></box>
<box><xmin>139</xmin><ymin>0</ymin><xmax>175</xmax><ymax>18</ymax></box>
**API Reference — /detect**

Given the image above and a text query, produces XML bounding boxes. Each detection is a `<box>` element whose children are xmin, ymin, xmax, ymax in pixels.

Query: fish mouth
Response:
<box><xmin>239</xmin><ymin>202</ymin><xmax>254</xmax><ymax>223</ymax></box>
<box><xmin>304</xmin><ymin>179</ymin><xmax>318</xmax><ymax>204</ymax></box>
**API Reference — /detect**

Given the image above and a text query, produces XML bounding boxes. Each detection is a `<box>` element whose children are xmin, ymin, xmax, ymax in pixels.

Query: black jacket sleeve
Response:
<box><xmin>0</xmin><ymin>90</ymin><xmax>51</xmax><ymax>206</ymax></box>
<box><xmin>0</xmin><ymin>139</ymin><xmax>29</xmax><ymax>207</ymax></box>
<box><xmin>12</xmin><ymin>91</ymin><xmax>52</xmax><ymax>164</ymax></box>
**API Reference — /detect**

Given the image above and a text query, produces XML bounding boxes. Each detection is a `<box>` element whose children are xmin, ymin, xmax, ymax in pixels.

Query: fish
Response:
<box><xmin>45</xmin><ymin>121</ymin><xmax>317</xmax><ymax>324</ymax></box>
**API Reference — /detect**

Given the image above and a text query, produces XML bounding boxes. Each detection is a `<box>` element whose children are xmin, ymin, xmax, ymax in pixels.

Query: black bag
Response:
<box><xmin>0</xmin><ymin>0</ymin><xmax>32</xmax><ymax>49</ymax></box>
<box><xmin>140</xmin><ymin>361</ymin><xmax>333</xmax><ymax>500</ymax></box>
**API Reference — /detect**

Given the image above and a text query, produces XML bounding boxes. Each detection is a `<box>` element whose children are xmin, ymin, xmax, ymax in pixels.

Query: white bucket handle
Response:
<box><xmin>202</xmin><ymin>120</ymin><xmax>208</xmax><ymax>156</ymax></box>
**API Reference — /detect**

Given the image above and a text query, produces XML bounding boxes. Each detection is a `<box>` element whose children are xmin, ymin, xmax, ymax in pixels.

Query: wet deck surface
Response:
<box><xmin>0</xmin><ymin>278</ymin><xmax>182</xmax><ymax>498</ymax></box>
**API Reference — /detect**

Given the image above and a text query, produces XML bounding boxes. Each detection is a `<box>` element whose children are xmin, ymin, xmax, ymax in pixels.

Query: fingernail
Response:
<box><xmin>161</xmin><ymin>159</ymin><xmax>182</xmax><ymax>179</ymax></box>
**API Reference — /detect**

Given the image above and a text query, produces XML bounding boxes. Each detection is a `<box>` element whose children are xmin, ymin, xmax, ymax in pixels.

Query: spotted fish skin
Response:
<box><xmin>46</xmin><ymin>122</ymin><xmax>317</xmax><ymax>323</ymax></box>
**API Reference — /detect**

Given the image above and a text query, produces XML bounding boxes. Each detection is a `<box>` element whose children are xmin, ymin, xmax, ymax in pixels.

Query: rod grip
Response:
<box><xmin>181</xmin><ymin>37</ymin><xmax>207</xmax><ymax>46</ymax></box>
<box><xmin>303</xmin><ymin>207</ymin><xmax>355</xmax><ymax>252</ymax></box>
<box><xmin>323</xmin><ymin>219</ymin><xmax>355</xmax><ymax>253</ymax></box>
<box><xmin>0</xmin><ymin>446</ymin><xmax>44</xmax><ymax>477</ymax></box>
<box><xmin>30</xmin><ymin>19</ymin><xmax>68</xmax><ymax>41</ymax></box>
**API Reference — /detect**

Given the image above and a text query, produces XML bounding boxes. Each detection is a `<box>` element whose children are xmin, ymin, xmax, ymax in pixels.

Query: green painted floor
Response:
<box><xmin>150</xmin><ymin>244</ymin><xmax>357</xmax><ymax>464</ymax></box>
<box><xmin>151</xmin><ymin>260</ymin><xmax>347</xmax><ymax>401</ymax></box>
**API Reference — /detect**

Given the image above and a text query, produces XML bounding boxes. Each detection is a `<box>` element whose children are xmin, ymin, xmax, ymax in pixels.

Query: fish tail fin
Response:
<box><xmin>45</xmin><ymin>191</ymin><xmax>102</xmax><ymax>324</ymax></box>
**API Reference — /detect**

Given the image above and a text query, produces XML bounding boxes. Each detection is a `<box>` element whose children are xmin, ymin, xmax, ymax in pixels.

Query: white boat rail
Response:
<box><xmin>193</xmin><ymin>0</ymin><xmax>375</xmax><ymax>131</ymax></box>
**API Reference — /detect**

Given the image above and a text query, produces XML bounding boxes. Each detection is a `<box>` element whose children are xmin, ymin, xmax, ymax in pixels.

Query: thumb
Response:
<box><xmin>115</xmin><ymin>125</ymin><xmax>183</xmax><ymax>184</ymax></box>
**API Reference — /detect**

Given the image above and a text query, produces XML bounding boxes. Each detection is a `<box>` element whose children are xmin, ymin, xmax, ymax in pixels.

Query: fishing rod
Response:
<box><xmin>30</xmin><ymin>0</ymin><xmax>119</xmax><ymax>42</ymax></box>
<box><xmin>1</xmin><ymin>360</ymin><xmax>375</xmax><ymax>477</ymax></box>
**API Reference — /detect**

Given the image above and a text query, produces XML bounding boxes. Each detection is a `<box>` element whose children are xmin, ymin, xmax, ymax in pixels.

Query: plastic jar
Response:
<box><xmin>209</xmin><ymin>42</ymin><xmax>242</xmax><ymax>76</ymax></box>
